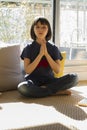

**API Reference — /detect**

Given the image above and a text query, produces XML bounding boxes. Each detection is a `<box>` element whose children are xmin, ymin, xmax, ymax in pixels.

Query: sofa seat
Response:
<box><xmin>0</xmin><ymin>86</ymin><xmax>87</xmax><ymax>130</ymax></box>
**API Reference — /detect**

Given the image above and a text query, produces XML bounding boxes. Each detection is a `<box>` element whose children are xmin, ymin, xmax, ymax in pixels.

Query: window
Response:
<box><xmin>0</xmin><ymin>0</ymin><xmax>53</xmax><ymax>46</ymax></box>
<box><xmin>54</xmin><ymin>0</ymin><xmax>87</xmax><ymax>80</ymax></box>
<box><xmin>60</xmin><ymin>0</ymin><xmax>87</xmax><ymax>61</ymax></box>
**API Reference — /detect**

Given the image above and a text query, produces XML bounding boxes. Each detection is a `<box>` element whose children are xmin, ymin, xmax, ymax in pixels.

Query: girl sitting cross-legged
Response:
<box><xmin>17</xmin><ymin>17</ymin><xmax>78</xmax><ymax>98</ymax></box>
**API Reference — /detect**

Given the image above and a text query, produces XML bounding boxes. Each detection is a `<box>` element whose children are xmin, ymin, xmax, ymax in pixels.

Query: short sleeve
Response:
<box><xmin>21</xmin><ymin>45</ymin><xmax>30</xmax><ymax>60</ymax></box>
<box><xmin>53</xmin><ymin>45</ymin><xmax>63</xmax><ymax>61</ymax></box>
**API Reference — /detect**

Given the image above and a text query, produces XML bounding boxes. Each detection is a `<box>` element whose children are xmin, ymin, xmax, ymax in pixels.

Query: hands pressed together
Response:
<box><xmin>38</xmin><ymin>39</ymin><xmax>48</xmax><ymax>57</ymax></box>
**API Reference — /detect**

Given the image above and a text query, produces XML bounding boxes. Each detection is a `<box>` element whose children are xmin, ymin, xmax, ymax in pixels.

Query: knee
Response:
<box><xmin>69</xmin><ymin>73</ymin><xmax>79</xmax><ymax>84</ymax></box>
<box><xmin>17</xmin><ymin>81</ymin><xmax>28</xmax><ymax>96</ymax></box>
<box><xmin>70</xmin><ymin>73</ymin><xmax>78</xmax><ymax>80</ymax></box>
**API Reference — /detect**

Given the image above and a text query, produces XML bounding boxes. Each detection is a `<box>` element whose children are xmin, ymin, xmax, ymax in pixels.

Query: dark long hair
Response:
<box><xmin>30</xmin><ymin>17</ymin><xmax>52</xmax><ymax>41</ymax></box>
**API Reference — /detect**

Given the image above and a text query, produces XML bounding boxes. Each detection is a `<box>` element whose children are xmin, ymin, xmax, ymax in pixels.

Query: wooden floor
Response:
<box><xmin>0</xmin><ymin>85</ymin><xmax>87</xmax><ymax>130</ymax></box>
<box><xmin>78</xmin><ymin>80</ymin><xmax>87</xmax><ymax>86</ymax></box>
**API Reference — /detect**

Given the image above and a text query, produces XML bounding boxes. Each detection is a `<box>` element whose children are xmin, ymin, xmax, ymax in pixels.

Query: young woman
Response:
<box><xmin>17</xmin><ymin>17</ymin><xmax>78</xmax><ymax>98</ymax></box>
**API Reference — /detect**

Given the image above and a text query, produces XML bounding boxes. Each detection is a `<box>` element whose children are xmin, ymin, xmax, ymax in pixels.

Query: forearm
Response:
<box><xmin>45</xmin><ymin>53</ymin><xmax>60</xmax><ymax>74</ymax></box>
<box><xmin>25</xmin><ymin>54</ymin><xmax>42</xmax><ymax>74</ymax></box>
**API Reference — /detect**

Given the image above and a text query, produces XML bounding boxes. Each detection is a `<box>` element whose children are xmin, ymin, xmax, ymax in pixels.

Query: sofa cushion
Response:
<box><xmin>0</xmin><ymin>44</ymin><xmax>24</xmax><ymax>91</ymax></box>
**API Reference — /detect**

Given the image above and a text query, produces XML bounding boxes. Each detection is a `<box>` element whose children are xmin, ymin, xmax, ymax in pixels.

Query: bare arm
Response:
<box><xmin>24</xmin><ymin>43</ymin><xmax>44</xmax><ymax>74</ymax></box>
<box><xmin>45</xmin><ymin>53</ymin><xmax>61</xmax><ymax>74</ymax></box>
<box><xmin>24</xmin><ymin>54</ymin><xmax>42</xmax><ymax>74</ymax></box>
<box><xmin>42</xmin><ymin>42</ymin><xmax>61</xmax><ymax>74</ymax></box>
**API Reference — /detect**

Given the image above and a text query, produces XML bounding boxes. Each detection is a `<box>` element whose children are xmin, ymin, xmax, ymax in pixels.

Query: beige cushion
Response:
<box><xmin>0</xmin><ymin>44</ymin><xmax>24</xmax><ymax>91</ymax></box>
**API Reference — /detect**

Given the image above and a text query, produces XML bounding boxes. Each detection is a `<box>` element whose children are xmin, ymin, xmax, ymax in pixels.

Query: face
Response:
<box><xmin>34</xmin><ymin>21</ymin><xmax>48</xmax><ymax>40</ymax></box>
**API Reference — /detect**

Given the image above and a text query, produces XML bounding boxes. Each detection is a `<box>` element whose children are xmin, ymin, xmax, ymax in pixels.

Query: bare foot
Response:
<box><xmin>53</xmin><ymin>90</ymin><xmax>71</xmax><ymax>96</ymax></box>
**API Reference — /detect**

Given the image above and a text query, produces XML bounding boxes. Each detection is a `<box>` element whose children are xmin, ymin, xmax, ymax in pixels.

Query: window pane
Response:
<box><xmin>60</xmin><ymin>0</ymin><xmax>87</xmax><ymax>60</ymax></box>
<box><xmin>0</xmin><ymin>1</ymin><xmax>53</xmax><ymax>46</ymax></box>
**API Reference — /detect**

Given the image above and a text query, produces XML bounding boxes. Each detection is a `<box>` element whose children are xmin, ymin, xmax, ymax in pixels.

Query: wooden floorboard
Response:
<box><xmin>78</xmin><ymin>80</ymin><xmax>87</xmax><ymax>86</ymax></box>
